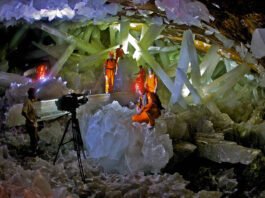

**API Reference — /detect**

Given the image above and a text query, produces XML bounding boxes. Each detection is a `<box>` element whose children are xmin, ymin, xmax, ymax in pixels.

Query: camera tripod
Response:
<box><xmin>53</xmin><ymin>109</ymin><xmax>86</xmax><ymax>183</ymax></box>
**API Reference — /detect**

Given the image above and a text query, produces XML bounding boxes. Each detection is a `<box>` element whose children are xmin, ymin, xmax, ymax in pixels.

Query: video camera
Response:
<box><xmin>56</xmin><ymin>93</ymin><xmax>88</xmax><ymax>113</ymax></box>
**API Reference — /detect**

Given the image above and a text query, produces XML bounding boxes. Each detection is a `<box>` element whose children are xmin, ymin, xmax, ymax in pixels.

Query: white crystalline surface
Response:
<box><xmin>155</xmin><ymin>0</ymin><xmax>210</xmax><ymax>26</ymax></box>
<box><xmin>251</xmin><ymin>28</ymin><xmax>265</xmax><ymax>59</ymax></box>
<box><xmin>0</xmin><ymin>0</ymin><xmax>121</xmax><ymax>24</ymax></box>
<box><xmin>78</xmin><ymin>101</ymin><xmax>173</xmax><ymax>173</ymax></box>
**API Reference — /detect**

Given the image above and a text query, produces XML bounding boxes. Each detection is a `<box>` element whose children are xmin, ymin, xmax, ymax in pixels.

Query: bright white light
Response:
<box><xmin>181</xmin><ymin>84</ymin><xmax>190</xmax><ymax>97</ymax></box>
<box><xmin>130</xmin><ymin>23</ymin><xmax>137</xmax><ymax>28</ymax></box>
<box><xmin>40</xmin><ymin>76</ymin><xmax>49</xmax><ymax>83</ymax></box>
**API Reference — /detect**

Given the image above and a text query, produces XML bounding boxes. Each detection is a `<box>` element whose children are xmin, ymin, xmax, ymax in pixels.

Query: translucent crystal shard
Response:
<box><xmin>36</xmin><ymin>23</ymin><xmax>99</xmax><ymax>54</ymax></box>
<box><xmin>170</xmin><ymin>30</ymin><xmax>200</xmax><ymax>104</ymax></box>
<box><xmin>138</xmin><ymin>24</ymin><xmax>165</xmax><ymax>50</ymax></box>
<box><xmin>48</xmin><ymin>43</ymin><xmax>76</xmax><ymax>77</ymax></box>
<box><xmin>215</xmin><ymin>32</ymin><xmax>234</xmax><ymax>49</ymax></box>
<box><xmin>155</xmin><ymin>40</ymin><xmax>170</xmax><ymax>68</ymax></box>
<box><xmin>186</xmin><ymin>30</ymin><xmax>200</xmax><ymax>89</ymax></box>
<box><xmin>119</xmin><ymin>21</ymin><xmax>130</xmax><ymax>52</ymax></box>
<box><xmin>175</xmin><ymin>68</ymin><xmax>200</xmax><ymax>104</ymax></box>
<box><xmin>200</xmin><ymin>45</ymin><xmax>220</xmax><ymax>85</ymax></box>
<box><xmin>202</xmin><ymin>63</ymin><xmax>250</xmax><ymax>97</ymax></box>
<box><xmin>251</xmin><ymin>28</ymin><xmax>265</xmax><ymax>59</ymax></box>
<box><xmin>109</xmin><ymin>25</ymin><xmax>117</xmax><ymax>47</ymax></box>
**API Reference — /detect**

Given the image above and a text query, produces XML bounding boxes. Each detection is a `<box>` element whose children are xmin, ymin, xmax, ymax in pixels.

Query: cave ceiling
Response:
<box><xmin>0</xmin><ymin>0</ymin><xmax>265</xmax><ymax>68</ymax></box>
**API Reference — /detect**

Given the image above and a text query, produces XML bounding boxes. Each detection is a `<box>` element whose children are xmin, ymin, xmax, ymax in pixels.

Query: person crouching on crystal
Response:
<box><xmin>22</xmin><ymin>88</ymin><xmax>40</xmax><ymax>154</ymax></box>
<box><xmin>132</xmin><ymin>82</ymin><xmax>161</xmax><ymax>129</ymax></box>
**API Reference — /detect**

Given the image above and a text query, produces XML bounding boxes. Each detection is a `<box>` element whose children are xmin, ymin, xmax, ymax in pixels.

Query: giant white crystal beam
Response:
<box><xmin>170</xmin><ymin>30</ymin><xmax>201</xmax><ymax>105</ymax></box>
<box><xmin>170</xmin><ymin>31</ymin><xmax>190</xmax><ymax>104</ymax></box>
<box><xmin>48</xmin><ymin>43</ymin><xmax>76</xmax><ymax>77</ymax></box>
<box><xmin>32</xmin><ymin>42</ymin><xmax>68</xmax><ymax>59</ymax></box>
<box><xmin>83</xmin><ymin>25</ymin><xmax>94</xmax><ymax>42</ymax></box>
<box><xmin>155</xmin><ymin>40</ymin><xmax>170</xmax><ymax>68</ymax></box>
<box><xmin>0</xmin><ymin>72</ymin><xmax>30</xmax><ymax>88</ymax></box>
<box><xmin>148</xmin><ymin>45</ymin><xmax>178</xmax><ymax>54</ymax></box>
<box><xmin>133</xmin><ymin>24</ymin><xmax>165</xmax><ymax>65</ymax></box>
<box><xmin>200</xmin><ymin>45</ymin><xmax>220</xmax><ymax>84</ymax></box>
<box><xmin>35</xmin><ymin>23</ymin><xmax>99</xmax><ymax>54</ymax></box>
<box><xmin>109</xmin><ymin>25</ymin><xmax>117</xmax><ymax>47</ymax></box>
<box><xmin>119</xmin><ymin>21</ymin><xmax>130</xmax><ymax>52</ymax></box>
<box><xmin>90</xmin><ymin>27</ymin><xmax>105</xmax><ymax>51</ymax></box>
<box><xmin>175</xmin><ymin>68</ymin><xmax>200</xmax><ymax>104</ymax></box>
<box><xmin>202</xmin><ymin>63</ymin><xmax>250</xmax><ymax>97</ymax></box>
<box><xmin>138</xmin><ymin>24</ymin><xmax>165</xmax><ymax>50</ymax></box>
<box><xmin>186</xmin><ymin>30</ymin><xmax>200</xmax><ymax>89</ymax></box>
<box><xmin>140</xmin><ymin>24</ymin><xmax>148</xmax><ymax>40</ymax></box>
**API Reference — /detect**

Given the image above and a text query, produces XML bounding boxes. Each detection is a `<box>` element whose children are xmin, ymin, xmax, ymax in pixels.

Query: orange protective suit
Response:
<box><xmin>36</xmin><ymin>65</ymin><xmax>46</xmax><ymax>80</ymax></box>
<box><xmin>104</xmin><ymin>58</ymin><xmax>117</xmax><ymax>93</ymax></box>
<box><xmin>145</xmin><ymin>74</ymin><xmax>158</xmax><ymax>93</ymax></box>
<box><xmin>132</xmin><ymin>91</ymin><xmax>161</xmax><ymax>126</ymax></box>
<box><xmin>134</xmin><ymin>68</ymin><xmax>146</xmax><ymax>90</ymax></box>
<box><xmin>116</xmin><ymin>47</ymin><xmax>124</xmax><ymax>60</ymax></box>
<box><xmin>138</xmin><ymin>69</ymin><xmax>146</xmax><ymax>83</ymax></box>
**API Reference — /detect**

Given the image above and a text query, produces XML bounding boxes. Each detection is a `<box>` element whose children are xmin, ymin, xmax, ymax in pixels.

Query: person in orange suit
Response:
<box><xmin>116</xmin><ymin>44</ymin><xmax>124</xmax><ymax>61</ymax></box>
<box><xmin>137</xmin><ymin>65</ymin><xmax>146</xmax><ymax>83</ymax></box>
<box><xmin>144</xmin><ymin>67</ymin><xmax>158</xmax><ymax>93</ymax></box>
<box><xmin>133</xmin><ymin>65</ymin><xmax>146</xmax><ymax>92</ymax></box>
<box><xmin>132</xmin><ymin>83</ymin><xmax>161</xmax><ymax>129</ymax></box>
<box><xmin>36</xmin><ymin>64</ymin><xmax>46</xmax><ymax>80</ymax></box>
<box><xmin>104</xmin><ymin>52</ymin><xmax>118</xmax><ymax>94</ymax></box>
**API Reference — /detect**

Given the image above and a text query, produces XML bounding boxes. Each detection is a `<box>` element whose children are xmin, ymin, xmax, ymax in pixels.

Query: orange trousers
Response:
<box><xmin>132</xmin><ymin>111</ymin><xmax>155</xmax><ymax>126</ymax></box>
<box><xmin>105</xmin><ymin>69</ymin><xmax>115</xmax><ymax>93</ymax></box>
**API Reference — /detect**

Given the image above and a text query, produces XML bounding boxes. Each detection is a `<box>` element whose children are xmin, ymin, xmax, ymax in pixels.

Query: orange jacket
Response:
<box><xmin>138</xmin><ymin>69</ymin><xmax>146</xmax><ymax>81</ymax></box>
<box><xmin>116</xmin><ymin>48</ymin><xmax>124</xmax><ymax>59</ymax></box>
<box><xmin>137</xmin><ymin>91</ymin><xmax>160</xmax><ymax>118</ymax></box>
<box><xmin>104</xmin><ymin>58</ymin><xmax>117</xmax><ymax>70</ymax></box>
<box><xmin>145</xmin><ymin>74</ymin><xmax>158</xmax><ymax>93</ymax></box>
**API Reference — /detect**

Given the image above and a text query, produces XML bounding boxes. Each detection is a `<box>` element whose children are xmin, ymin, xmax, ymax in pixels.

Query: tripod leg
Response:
<box><xmin>76</xmin><ymin>145</ymin><xmax>86</xmax><ymax>183</ymax></box>
<box><xmin>53</xmin><ymin>118</ymin><xmax>72</xmax><ymax>165</ymax></box>
<box><xmin>73</xmin><ymin>118</ymin><xmax>86</xmax><ymax>159</ymax></box>
<box><xmin>72</xmin><ymin>118</ymin><xmax>86</xmax><ymax>182</ymax></box>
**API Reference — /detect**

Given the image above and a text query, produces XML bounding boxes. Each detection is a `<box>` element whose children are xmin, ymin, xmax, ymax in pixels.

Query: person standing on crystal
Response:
<box><xmin>132</xmin><ymin>82</ymin><xmax>161</xmax><ymax>129</ymax></box>
<box><xmin>133</xmin><ymin>65</ymin><xmax>146</xmax><ymax>92</ymax></box>
<box><xmin>145</xmin><ymin>67</ymin><xmax>158</xmax><ymax>93</ymax></box>
<box><xmin>104</xmin><ymin>51</ymin><xmax>118</xmax><ymax>94</ymax></box>
<box><xmin>144</xmin><ymin>67</ymin><xmax>164</xmax><ymax>110</ymax></box>
<box><xmin>115</xmin><ymin>44</ymin><xmax>124</xmax><ymax>61</ymax></box>
<box><xmin>136</xmin><ymin>65</ymin><xmax>146</xmax><ymax>83</ymax></box>
<box><xmin>22</xmin><ymin>88</ymin><xmax>40</xmax><ymax>154</ymax></box>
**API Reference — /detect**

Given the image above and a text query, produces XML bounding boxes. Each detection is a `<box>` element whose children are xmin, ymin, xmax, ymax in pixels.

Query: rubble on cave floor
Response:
<box><xmin>0</xmin><ymin>118</ymin><xmax>222</xmax><ymax>198</ymax></box>
<box><xmin>1</xmin><ymin>101</ymin><xmax>265</xmax><ymax>197</ymax></box>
